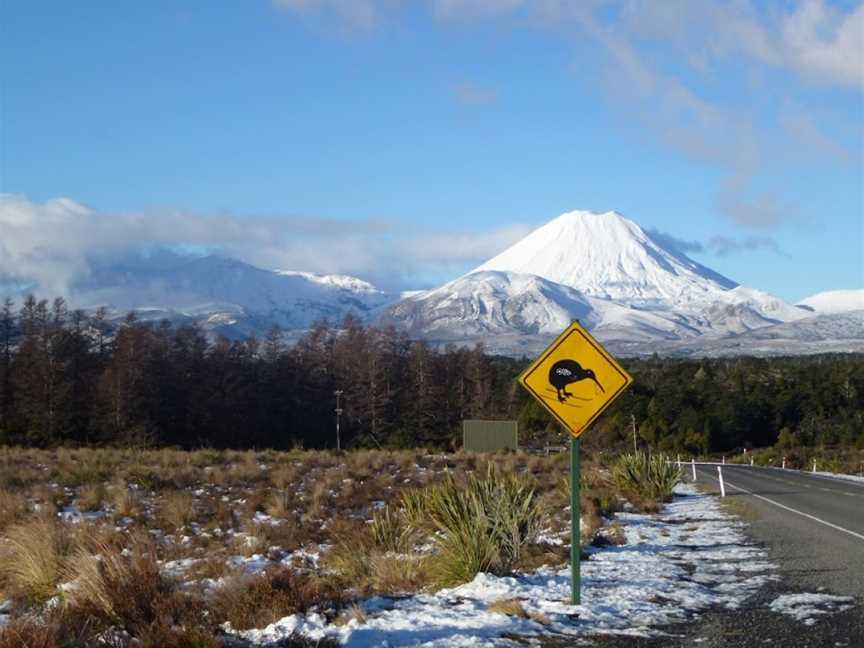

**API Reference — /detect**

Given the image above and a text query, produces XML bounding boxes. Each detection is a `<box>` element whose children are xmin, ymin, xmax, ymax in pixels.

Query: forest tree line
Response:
<box><xmin>0</xmin><ymin>296</ymin><xmax>862</xmax><ymax>453</ymax></box>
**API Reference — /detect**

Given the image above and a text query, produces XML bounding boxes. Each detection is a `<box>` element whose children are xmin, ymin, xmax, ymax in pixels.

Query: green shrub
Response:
<box><xmin>404</xmin><ymin>465</ymin><xmax>546</xmax><ymax>586</ymax></box>
<box><xmin>611</xmin><ymin>452</ymin><xmax>681</xmax><ymax>506</ymax></box>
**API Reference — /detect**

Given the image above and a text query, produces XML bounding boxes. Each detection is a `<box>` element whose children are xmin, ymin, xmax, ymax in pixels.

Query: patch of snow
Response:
<box><xmin>0</xmin><ymin>599</ymin><xmax>11</xmax><ymax>628</ymax></box>
<box><xmin>58</xmin><ymin>506</ymin><xmax>106</xmax><ymax>523</ymax></box>
<box><xmin>811</xmin><ymin>470</ymin><xmax>864</xmax><ymax>484</ymax></box>
<box><xmin>769</xmin><ymin>593</ymin><xmax>855</xmax><ymax>626</ymax></box>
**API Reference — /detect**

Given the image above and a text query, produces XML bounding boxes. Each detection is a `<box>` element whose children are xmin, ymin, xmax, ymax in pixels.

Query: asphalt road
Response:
<box><xmin>695</xmin><ymin>464</ymin><xmax>864</xmax><ymax>599</ymax></box>
<box><xmin>584</xmin><ymin>465</ymin><xmax>864</xmax><ymax>648</ymax></box>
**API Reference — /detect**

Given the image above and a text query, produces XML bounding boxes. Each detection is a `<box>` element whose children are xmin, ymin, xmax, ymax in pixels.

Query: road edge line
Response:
<box><xmin>714</xmin><ymin>476</ymin><xmax>864</xmax><ymax>542</ymax></box>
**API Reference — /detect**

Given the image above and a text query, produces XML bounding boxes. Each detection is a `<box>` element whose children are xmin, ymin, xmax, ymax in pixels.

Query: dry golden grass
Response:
<box><xmin>62</xmin><ymin>538</ymin><xmax>220</xmax><ymax>648</ymax></box>
<box><xmin>110</xmin><ymin>480</ymin><xmax>143</xmax><ymax>518</ymax></box>
<box><xmin>265</xmin><ymin>489</ymin><xmax>293</xmax><ymax>518</ymax></box>
<box><xmin>158</xmin><ymin>490</ymin><xmax>195</xmax><ymax>531</ymax></box>
<box><xmin>334</xmin><ymin>603</ymin><xmax>367</xmax><ymax>626</ymax></box>
<box><xmin>0</xmin><ymin>489</ymin><xmax>27</xmax><ymax>531</ymax></box>
<box><xmin>487</xmin><ymin>598</ymin><xmax>529</xmax><ymax>619</ymax></box>
<box><xmin>0</xmin><ymin>518</ymin><xmax>75</xmax><ymax>604</ymax></box>
<box><xmin>210</xmin><ymin>568</ymin><xmax>347</xmax><ymax>631</ymax></box>
<box><xmin>75</xmin><ymin>482</ymin><xmax>105</xmax><ymax>512</ymax></box>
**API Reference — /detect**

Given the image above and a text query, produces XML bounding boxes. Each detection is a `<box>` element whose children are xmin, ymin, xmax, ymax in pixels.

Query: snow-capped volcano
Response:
<box><xmin>474</xmin><ymin>210</ymin><xmax>737</xmax><ymax>307</ymax></box>
<box><xmin>382</xmin><ymin>209</ymin><xmax>813</xmax><ymax>352</ymax></box>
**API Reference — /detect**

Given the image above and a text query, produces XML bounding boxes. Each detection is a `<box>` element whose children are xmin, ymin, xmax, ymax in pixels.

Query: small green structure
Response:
<box><xmin>462</xmin><ymin>420</ymin><xmax>518</xmax><ymax>452</ymax></box>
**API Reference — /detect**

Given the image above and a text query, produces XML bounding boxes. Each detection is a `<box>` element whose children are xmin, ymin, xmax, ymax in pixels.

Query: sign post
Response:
<box><xmin>518</xmin><ymin>321</ymin><xmax>633</xmax><ymax>605</ymax></box>
<box><xmin>570</xmin><ymin>436</ymin><xmax>580</xmax><ymax>604</ymax></box>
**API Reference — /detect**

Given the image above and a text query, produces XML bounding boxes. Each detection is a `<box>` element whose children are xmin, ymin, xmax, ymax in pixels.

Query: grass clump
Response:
<box><xmin>408</xmin><ymin>464</ymin><xmax>545</xmax><ymax>586</ymax></box>
<box><xmin>611</xmin><ymin>452</ymin><xmax>681</xmax><ymax>508</ymax></box>
<box><xmin>211</xmin><ymin>568</ymin><xmax>346</xmax><ymax>631</ymax></box>
<box><xmin>0</xmin><ymin>518</ymin><xmax>74</xmax><ymax>605</ymax></box>
<box><xmin>0</xmin><ymin>489</ymin><xmax>27</xmax><ymax>531</ymax></box>
<box><xmin>63</xmin><ymin>539</ymin><xmax>218</xmax><ymax>648</ymax></box>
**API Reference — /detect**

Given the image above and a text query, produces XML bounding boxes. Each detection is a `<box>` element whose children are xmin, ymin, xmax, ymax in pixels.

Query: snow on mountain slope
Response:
<box><xmin>274</xmin><ymin>270</ymin><xmax>383</xmax><ymax>295</ymax></box>
<box><xmin>797</xmin><ymin>289</ymin><xmax>864</xmax><ymax>314</ymax></box>
<box><xmin>380</xmin><ymin>271</ymin><xmax>721</xmax><ymax>343</ymax></box>
<box><xmin>474</xmin><ymin>210</ymin><xmax>737</xmax><ymax>307</ymax></box>
<box><xmin>74</xmin><ymin>255</ymin><xmax>395</xmax><ymax>334</ymax></box>
<box><xmin>382</xmin><ymin>209</ymin><xmax>808</xmax><ymax>345</ymax></box>
<box><xmin>379</xmin><ymin>271</ymin><xmax>597</xmax><ymax>338</ymax></box>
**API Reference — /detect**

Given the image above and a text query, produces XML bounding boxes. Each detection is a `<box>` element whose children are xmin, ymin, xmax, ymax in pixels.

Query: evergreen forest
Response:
<box><xmin>1</xmin><ymin>297</ymin><xmax>862</xmax><ymax>453</ymax></box>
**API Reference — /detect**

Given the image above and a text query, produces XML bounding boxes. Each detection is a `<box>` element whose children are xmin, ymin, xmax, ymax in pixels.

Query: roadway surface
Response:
<box><xmin>695</xmin><ymin>464</ymin><xmax>864</xmax><ymax>599</ymax></box>
<box><xmin>588</xmin><ymin>464</ymin><xmax>864</xmax><ymax>648</ymax></box>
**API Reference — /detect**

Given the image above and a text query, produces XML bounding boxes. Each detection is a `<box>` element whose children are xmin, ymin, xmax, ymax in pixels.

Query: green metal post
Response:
<box><xmin>570</xmin><ymin>436</ymin><xmax>581</xmax><ymax>605</ymax></box>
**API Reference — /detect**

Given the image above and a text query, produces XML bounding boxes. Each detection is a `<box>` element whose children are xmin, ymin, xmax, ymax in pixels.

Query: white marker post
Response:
<box><xmin>717</xmin><ymin>466</ymin><xmax>726</xmax><ymax>497</ymax></box>
<box><xmin>782</xmin><ymin>456</ymin><xmax>786</xmax><ymax>469</ymax></box>
<box><xmin>722</xmin><ymin>455</ymin><xmax>726</xmax><ymax>465</ymax></box>
<box><xmin>813</xmin><ymin>459</ymin><xmax>817</xmax><ymax>473</ymax></box>
<box><xmin>750</xmin><ymin>457</ymin><xmax>754</xmax><ymax>466</ymax></box>
<box><xmin>691</xmin><ymin>458</ymin><xmax>697</xmax><ymax>481</ymax></box>
<box><xmin>677</xmin><ymin>454</ymin><xmax>681</xmax><ymax>468</ymax></box>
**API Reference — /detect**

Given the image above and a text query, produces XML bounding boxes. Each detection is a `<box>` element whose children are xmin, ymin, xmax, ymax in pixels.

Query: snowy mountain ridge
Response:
<box><xmin>797</xmin><ymin>289</ymin><xmax>864</xmax><ymax>314</ymax></box>
<box><xmin>384</xmin><ymin>209</ymin><xmax>816</xmax><ymax>348</ymax></box>
<box><xmin>6</xmin><ymin>208</ymin><xmax>858</xmax><ymax>356</ymax></box>
<box><xmin>69</xmin><ymin>255</ymin><xmax>396</xmax><ymax>338</ymax></box>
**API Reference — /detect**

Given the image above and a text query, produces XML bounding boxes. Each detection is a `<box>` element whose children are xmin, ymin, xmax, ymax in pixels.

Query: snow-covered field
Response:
<box><xmin>234</xmin><ymin>483</ymin><xmax>779</xmax><ymax>646</ymax></box>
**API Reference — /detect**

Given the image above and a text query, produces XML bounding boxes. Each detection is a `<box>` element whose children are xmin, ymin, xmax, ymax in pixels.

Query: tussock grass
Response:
<box><xmin>63</xmin><ymin>539</ymin><xmax>218</xmax><ymax>648</ymax></box>
<box><xmin>75</xmin><ymin>483</ymin><xmax>106</xmax><ymax>512</ymax></box>
<box><xmin>110</xmin><ymin>480</ymin><xmax>143</xmax><ymax>518</ymax></box>
<box><xmin>159</xmin><ymin>490</ymin><xmax>195</xmax><ymax>531</ymax></box>
<box><xmin>266</xmin><ymin>489</ymin><xmax>293</xmax><ymax>518</ymax></box>
<box><xmin>0</xmin><ymin>489</ymin><xmax>27</xmax><ymax>531</ymax></box>
<box><xmin>0</xmin><ymin>518</ymin><xmax>74</xmax><ymax>604</ymax></box>
<box><xmin>211</xmin><ymin>568</ymin><xmax>346</xmax><ymax>631</ymax></box>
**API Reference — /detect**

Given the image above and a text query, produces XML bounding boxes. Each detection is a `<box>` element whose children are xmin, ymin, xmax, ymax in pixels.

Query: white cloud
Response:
<box><xmin>0</xmin><ymin>194</ymin><xmax>532</xmax><ymax>296</ymax></box>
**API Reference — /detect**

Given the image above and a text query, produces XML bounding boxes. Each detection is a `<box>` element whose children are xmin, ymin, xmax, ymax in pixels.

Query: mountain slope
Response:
<box><xmin>73</xmin><ymin>255</ymin><xmax>395</xmax><ymax>335</ymax></box>
<box><xmin>797</xmin><ymin>289</ymin><xmax>864</xmax><ymax>314</ymax></box>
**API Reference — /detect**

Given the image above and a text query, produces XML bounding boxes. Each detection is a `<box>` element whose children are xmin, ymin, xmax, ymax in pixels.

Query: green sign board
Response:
<box><xmin>462</xmin><ymin>420</ymin><xmax>518</xmax><ymax>453</ymax></box>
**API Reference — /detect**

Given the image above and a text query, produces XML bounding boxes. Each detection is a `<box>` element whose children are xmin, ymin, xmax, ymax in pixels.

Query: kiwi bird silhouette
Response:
<box><xmin>549</xmin><ymin>359</ymin><xmax>604</xmax><ymax>403</ymax></box>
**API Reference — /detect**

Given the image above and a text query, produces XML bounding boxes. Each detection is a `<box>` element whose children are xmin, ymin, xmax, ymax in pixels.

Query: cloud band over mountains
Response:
<box><xmin>1</xmin><ymin>194</ymin><xmax>791</xmax><ymax>301</ymax></box>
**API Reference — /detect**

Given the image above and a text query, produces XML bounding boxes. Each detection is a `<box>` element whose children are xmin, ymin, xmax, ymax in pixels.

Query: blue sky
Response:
<box><xmin>1</xmin><ymin>0</ymin><xmax>862</xmax><ymax>300</ymax></box>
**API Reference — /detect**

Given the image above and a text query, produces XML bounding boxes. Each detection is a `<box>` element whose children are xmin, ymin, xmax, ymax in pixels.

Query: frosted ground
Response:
<box><xmin>0</xmin><ymin>456</ymin><xmax>859</xmax><ymax>644</ymax></box>
<box><xmin>230</xmin><ymin>482</ymin><xmax>828</xmax><ymax>647</ymax></box>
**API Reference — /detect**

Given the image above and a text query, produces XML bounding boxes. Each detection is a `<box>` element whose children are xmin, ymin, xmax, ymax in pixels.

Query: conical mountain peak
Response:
<box><xmin>474</xmin><ymin>208</ymin><xmax>737</xmax><ymax>307</ymax></box>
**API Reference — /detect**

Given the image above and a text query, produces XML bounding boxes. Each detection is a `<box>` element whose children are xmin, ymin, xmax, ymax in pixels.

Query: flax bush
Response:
<box><xmin>405</xmin><ymin>464</ymin><xmax>545</xmax><ymax>586</ymax></box>
<box><xmin>611</xmin><ymin>452</ymin><xmax>681</xmax><ymax>506</ymax></box>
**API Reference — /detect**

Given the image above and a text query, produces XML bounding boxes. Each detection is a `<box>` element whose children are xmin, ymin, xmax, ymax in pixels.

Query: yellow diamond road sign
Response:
<box><xmin>519</xmin><ymin>321</ymin><xmax>633</xmax><ymax>438</ymax></box>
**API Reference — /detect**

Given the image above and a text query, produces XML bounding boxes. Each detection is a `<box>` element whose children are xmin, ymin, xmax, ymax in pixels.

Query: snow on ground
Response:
<box><xmin>769</xmin><ymin>593</ymin><xmax>855</xmax><ymax>626</ymax></box>
<box><xmin>233</xmin><ymin>483</ymin><xmax>779</xmax><ymax>647</ymax></box>
<box><xmin>811</xmin><ymin>470</ymin><xmax>864</xmax><ymax>485</ymax></box>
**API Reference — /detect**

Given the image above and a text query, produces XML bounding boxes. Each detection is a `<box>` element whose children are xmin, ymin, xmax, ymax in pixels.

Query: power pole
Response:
<box><xmin>631</xmin><ymin>414</ymin><xmax>637</xmax><ymax>454</ymax></box>
<box><xmin>334</xmin><ymin>389</ymin><xmax>343</xmax><ymax>451</ymax></box>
